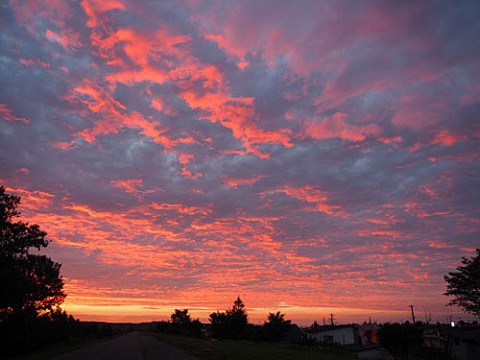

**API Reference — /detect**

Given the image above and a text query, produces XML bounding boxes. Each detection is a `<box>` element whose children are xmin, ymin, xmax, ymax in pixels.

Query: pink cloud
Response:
<box><xmin>81</xmin><ymin>0</ymin><xmax>125</xmax><ymax>28</ymax></box>
<box><xmin>0</xmin><ymin>103</ymin><xmax>30</xmax><ymax>123</ymax></box>
<box><xmin>223</xmin><ymin>174</ymin><xmax>265</xmax><ymax>188</ymax></box>
<box><xmin>267</xmin><ymin>185</ymin><xmax>346</xmax><ymax>216</ymax></box>
<box><xmin>19</xmin><ymin>58</ymin><xmax>51</xmax><ymax>69</ymax></box>
<box><xmin>431</xmin><ymin>129</ymin><xmax>470</xmax><ymax>146</ymax></box>
<box><xmin>303</xmin><ymin>112</ymin><xmax>381</xmax><ymax>142</ymax></box>
<box><xmin>45</xmin><ymin>28</ymin><xmax>82</xmax><ymax>52</ymax></box>
<box><xmin>391</xmin><ymin>94</ymin><xmax>451</xmax><ymax>130</ymax></box>
<box><xmin>70</xmin><ymin>81</ymin><xmax>179</xmax><ymax>148</ymax></box>
<box><xmin>112</xmin><ymin>179</ymin><xmax>144</xmax><ymax>194</ymax></box>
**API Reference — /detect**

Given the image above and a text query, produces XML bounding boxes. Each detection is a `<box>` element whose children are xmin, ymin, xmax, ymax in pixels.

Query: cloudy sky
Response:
<box><xmin>1</xmin><ymin>0</ymin><xmax>479</xmax><ymax>324</ymax></box>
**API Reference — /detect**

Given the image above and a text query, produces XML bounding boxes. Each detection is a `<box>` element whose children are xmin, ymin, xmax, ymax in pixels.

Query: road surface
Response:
<box><xmin>53</xmin><ymin>332</ymin><xmax>198</xmax><ymax>360</ymax></box>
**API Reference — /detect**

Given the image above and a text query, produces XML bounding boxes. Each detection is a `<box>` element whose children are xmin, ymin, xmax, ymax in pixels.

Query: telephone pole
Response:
<box><xmin>330</xmin><ymin>313</ymin><xmax>335</xmax><ymax>326</ymax></box>
<box><xmin>409</xmin><ymin>305</ymin><xmax>416</xmax><ymax>324</ymax></box>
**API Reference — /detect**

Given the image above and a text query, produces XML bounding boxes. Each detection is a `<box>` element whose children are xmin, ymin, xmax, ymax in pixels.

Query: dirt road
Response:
<box><xmin>53</xmin><ymin>332</ymin><xmax>198</xmax><ymax>360</ymax></box>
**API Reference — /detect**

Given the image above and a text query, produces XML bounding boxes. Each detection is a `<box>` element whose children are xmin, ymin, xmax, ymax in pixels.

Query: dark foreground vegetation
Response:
<box><xmin>154</xmin><ymin>332</ymin><xmax>354</xmax><ymax>360</ymax></box>
<box><xmin>0</xmin><ymin>187</ymin><xmax>127</xmax><ymax>357</ymax></box>
<box><xmin>0</xmin><ymin>186</ymin><xmax>67</xmax><ymax>357</ymax></box>
<box><xmin>152</xmin><ymin>300</ymin><xmax>355</xmax><ymax>359</ymax></box>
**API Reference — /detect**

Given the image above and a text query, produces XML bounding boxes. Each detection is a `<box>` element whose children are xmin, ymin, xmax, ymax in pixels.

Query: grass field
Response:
<box><xmin>152</xmin><ymin>333</ymin><xmax>355</xmax><ymax>360</ymax></box>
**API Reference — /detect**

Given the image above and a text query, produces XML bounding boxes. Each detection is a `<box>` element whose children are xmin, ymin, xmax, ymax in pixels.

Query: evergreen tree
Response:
<box><xmin>209</xmin><ymin>297</ymin><xmax>249</xmax><ymax>339</ymax></box>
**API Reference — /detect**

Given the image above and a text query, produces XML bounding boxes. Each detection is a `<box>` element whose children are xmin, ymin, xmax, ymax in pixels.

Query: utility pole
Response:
<box><xmin>409</xmin><ymin>305</ymin><xmax>416</xmax><ymax>324</ymax></box>
<box><xmin>330</xmin><ymin>313</ymin><xmax>335</xmax><ymax>326</ymax></box>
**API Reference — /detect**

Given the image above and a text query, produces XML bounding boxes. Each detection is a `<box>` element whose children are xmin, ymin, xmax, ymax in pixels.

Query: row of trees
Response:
<box><xmin>209</xmin><ymin>296</ymin><xmax>249</xmax><ymax>339</ymax></box>
<box><xmin>165</xmin><ymin>297</ymin><xmax>293</xmax><ymax>342</ymax></box>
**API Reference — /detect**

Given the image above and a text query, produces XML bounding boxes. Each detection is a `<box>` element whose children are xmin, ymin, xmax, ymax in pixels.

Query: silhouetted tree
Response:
<box><xmin>171</xmin><ymin>308</ymin><xmax>192</xmax><ymax>325</ymax></box>
<box><xmin>0</xmin><ymin>186</ymin><xmax>66</xmax><ymax>355</ymax></box>
<box><xmin>0</xmin><ymin>186</ymin><xmax>65</xmax><ymax>318</ymax></box>
<box><xmin>263</xmin><ymin>311</ymin><xmax>292</xmax><ymax>342</ymax></box>
<box><xmin>209</xmin><ymin>297</ymin><xmax>249</xmax><ymax>339</ymax></box>
<box><xmin>209</xmin><ymin>310</ymin><xmax>229</xmax><ymax>338</ymax></box>
<box><xmin>444</xmin><ymin>248</ymin><xmax>480</xmax><ymax>317</ymax></box>
<box><xmin>169</xmin><ymin>309</ymin><xmax>201</xmax><ymax>337</ymax></box>
<box><xmin>226</xmin><ymin>296</ymin><xmax>248</xmax><ymax>337</ymax></box>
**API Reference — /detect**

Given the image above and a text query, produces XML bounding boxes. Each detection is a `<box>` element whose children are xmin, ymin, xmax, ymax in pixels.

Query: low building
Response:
<box><xmin>307</xmin><ymin>325</ymin><xmax>360</xmax><ymax>345</ymax></box>
<box><xmin>284</xmin><ymin>324</ymin><xmax>305</xmax><ymax>343</ymax></box>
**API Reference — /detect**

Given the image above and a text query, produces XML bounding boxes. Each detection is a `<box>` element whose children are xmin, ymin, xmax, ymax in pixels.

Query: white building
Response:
<box><xmin>307</xmin><ymin>325</ymin><xmax>360</xmax><ymax>345</ymax></box>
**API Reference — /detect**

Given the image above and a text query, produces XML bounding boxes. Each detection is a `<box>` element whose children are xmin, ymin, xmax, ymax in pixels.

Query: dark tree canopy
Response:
<box><xmin>227</xmin><ymin>296</ymin><xmax>248</xmax><ymax>326</ymax></box>
<box><xmin>444</xmin><ymin>248</ymin><xmax>480</xmax><ymax>317</ymax></box>
<box><xmin>169</xmin><ymin>309</ymin><xmax>201</xmax><ymax>337</ymax></box>
<box><xmin>0</xmin><ymin>186</ymin><xmax>65</xmax><ymax>318</ymax></box>
<box><xmin>209</xmin><ymin>297</ymin><xmax>248</xmax><ymax>339</ymax></box>
<box><xmin>171</xmin><ymin>308</ymin><xmax>192</xmax><ymax>325</ymax></box>
<box><xmin>263</xmin><ymin>311</ymin><xmax>292</xmax><ymax>342</ymax></box>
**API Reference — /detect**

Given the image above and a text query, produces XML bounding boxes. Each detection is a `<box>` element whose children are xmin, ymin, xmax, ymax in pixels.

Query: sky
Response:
<box><xmin>1</xmin><ymin>0</ymin><xmax>479</xmax><ymax>325</ymax></box>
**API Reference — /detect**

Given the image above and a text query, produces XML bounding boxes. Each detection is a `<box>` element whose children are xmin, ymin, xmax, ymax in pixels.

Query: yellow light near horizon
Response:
<box><xmin>61</xmin><ymin>299</ymin><xmax>409</xmax><ymax>325</ymax></box>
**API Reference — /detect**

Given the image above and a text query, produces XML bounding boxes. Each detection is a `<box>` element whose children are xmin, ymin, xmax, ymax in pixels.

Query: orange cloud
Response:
<box><xmin>151</xmin><ymin>202</ymin><xmax>212</xmax><ymax>216</ymax></box>
<box><xmin>303</xmin><ymin>112</ymin><xmax>381</xmax><ymax>142</ymax></box>
<box><xmin>83</xmin><ymin>21</ymin><xmax>293</xmax><ymax>158</ymax></box>
<box><xmin>204</xmin><ymin>32</ymin><xmax>249</xmax><ymax>70</ymax></box>
<box><xmin>112</xmin><ymin>179</ymin><xmax>144</xmax><ymax>193</ymax></box>
<box><xmin>81</xmin><ymin>0</ymin><xmax>125</xmax><ymax>28</ymax></box>
<box><xmin>71</xmin><ymin>81</ymin><xmax>177</xmax><ymax>148</ymax></box>
<box><xmin>50</xmin><ymin>141</ymin><xmax>75</xmax><ymax>150</ymax></box>
<box><xmin>110</xmin><ymin>27</ymin><xmax>190</xmax><ymax>67</ymax></box>
<box><xmin>182</xmin><ymin>90</ymin><xmax>293</xmax><ymax>157</ymax></box>
<box><xmin>268</xmin><ymin>185</ymin><xmax>345</xmax><ymax>216</ymax></box>
<box><xmin>431</xmin><ymin>129</ymin><xmax>469</xmax><ymax>146</ymax></box>
<box><xmin>6</xmin><ymin>186</ymin><xmax>54</xmax><ymax>209</ymax></box>
<box><xmin>45</xmin><ymin>28</ymin><xmax>81</xmax><ymax>52</ymax></box>
<box><xmin>223</xmin><ymin>174</ymin><xmax>265</xmax><ymax>188</ymax></box>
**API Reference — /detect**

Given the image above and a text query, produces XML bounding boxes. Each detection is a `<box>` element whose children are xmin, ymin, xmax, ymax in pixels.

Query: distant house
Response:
<box><xmin>307</xmin><ymin>325</ymin><xmax>360</xmax><ymax>345</ymax></box>
<box><xmin>284</xmin><ymin>324</ymin><xmax>304</xmax><ymax>343</ymax></box>
<box><xmin>449</xmin><ymin>328</ymin><xmax>480</xmax><ymax>360</ymax></box>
